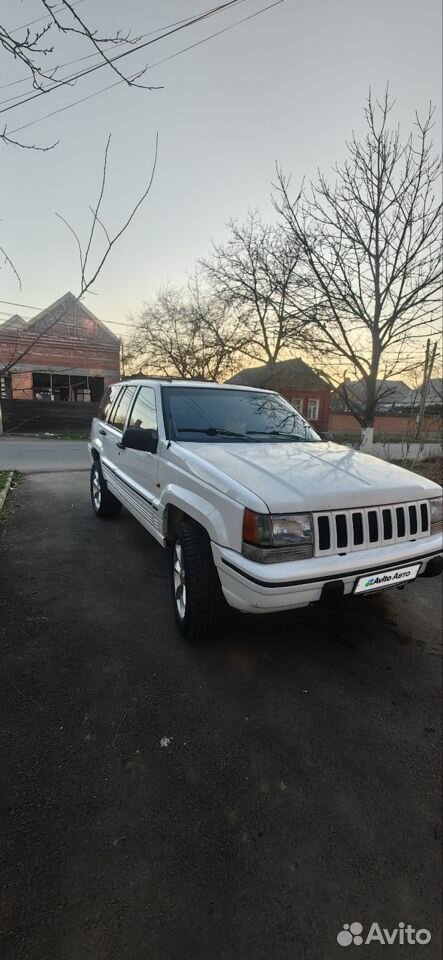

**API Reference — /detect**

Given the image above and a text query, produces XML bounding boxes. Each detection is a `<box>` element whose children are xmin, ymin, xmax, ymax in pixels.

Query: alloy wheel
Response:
<box><xmin>92</xmin><ymin>466</ymin><xmax>101</xmax><ymax>510</ymax></box>
<box><xmin>173</xmin><ymin>541</ymin><xmax>186</xmax><ymax>619</ymax></box>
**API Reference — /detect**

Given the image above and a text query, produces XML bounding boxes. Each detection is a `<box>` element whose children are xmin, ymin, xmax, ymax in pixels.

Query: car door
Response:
<box><xmin>113</xmin><ymin>385</ymin><xmax>161</xmax><ymax>537</ymax></box>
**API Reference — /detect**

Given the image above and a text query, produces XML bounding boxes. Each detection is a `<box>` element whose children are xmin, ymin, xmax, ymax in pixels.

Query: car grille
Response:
<box><xmin>313</xmin><ymin>500</ymin><xmax>431</xmax><ymax>556</ymax></box>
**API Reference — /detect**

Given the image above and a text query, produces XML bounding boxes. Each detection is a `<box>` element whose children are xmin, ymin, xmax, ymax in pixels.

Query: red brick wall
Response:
<box><xmin>330</xmin><ymin>412</ymin><xmax>442</xmax><ymax>437</ymax></box>
<box><xmin>0</xmin><ymin>333</ymin><xmax>119</xmax><ymax>373</ymax></box>
<box><xmin>11</xmin><ymin>372</ymin><xmax>33</xmax><ymax>399</ymax></box>
<box><xmin>0</xmin><ymin>329</ymin><xmax>120</xmax><ymax>399</ymax></box>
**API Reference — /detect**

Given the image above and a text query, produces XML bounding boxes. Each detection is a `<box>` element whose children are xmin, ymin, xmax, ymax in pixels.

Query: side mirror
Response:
<box><xmin>121</xmin><ymin>427</ymin><xmax>158</xmax><ymax>453</ymax></box>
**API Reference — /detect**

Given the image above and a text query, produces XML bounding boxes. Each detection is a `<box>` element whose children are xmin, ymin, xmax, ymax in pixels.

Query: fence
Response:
<box><xmin>329</xmin><ymin>412</ymin><xmax>442</xmax><ymax>439</ymax></box>
<box><xmin>0</xmin><ymin>398</ymin><xmax>99</xmax><ymax>434</ymax></box>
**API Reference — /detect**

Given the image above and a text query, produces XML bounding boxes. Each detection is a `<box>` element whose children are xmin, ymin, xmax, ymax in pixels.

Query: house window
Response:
<box><xmin>88</xmin><ymin>377</ymin><xmax>105</xmax><ymax>403</ymax></box>
<box><xmin>51</xmin><ymin>373</ymin><xmax>71</xmax><ymax>401</ymax></box>
<box><xmin>290</xmin><ymin>397</ymin><xmax>304</xmax><ymax>414</ymax></box>
<box><xmin>0</xmin><ymin>374</ymin><xmax>12</xmax><ymax>399</ymax></box>
<box><xmin>307</xmin><ymin>398</ymin><xmax>320</xmax><ymax>420</ymax></box>
<box><xmin>31</xmin><ymin>372</ymin><xmax>104</xmax><ymax>402</ymax></box>
<box><xmin>33</xmin><ymin>372</ymin><xmax>52</xmax><ymax>400</ymax></box>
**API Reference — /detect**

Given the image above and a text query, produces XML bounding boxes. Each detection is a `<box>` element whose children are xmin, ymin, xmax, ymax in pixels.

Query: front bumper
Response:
<box><xmin>211</xmin><ymin>534</ymin><xmax>443</xmax><ymax>613</ymax></box>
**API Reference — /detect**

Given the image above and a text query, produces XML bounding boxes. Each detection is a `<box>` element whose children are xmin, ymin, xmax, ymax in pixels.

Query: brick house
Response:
<box><xmin>226</xmin><ymin>358</ymin><xmax>331</xmax><ymax>431</ymax></box>
<box><xmin>0</xmin><ymin>292</ymin><xmax>120</xmax><ymax>402</ymax></box>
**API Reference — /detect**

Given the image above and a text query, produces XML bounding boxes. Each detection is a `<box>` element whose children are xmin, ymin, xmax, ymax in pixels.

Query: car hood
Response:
<box><xmin>178</xmin><ymin>441</ymin><xmax>440</xmax><ymax>512</ymax></box>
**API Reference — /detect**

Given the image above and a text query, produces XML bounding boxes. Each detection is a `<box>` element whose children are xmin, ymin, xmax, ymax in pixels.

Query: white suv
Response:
<box><xmin>89</xmin><ymin>378</ymin><xmax>442</xmax><ymax>640</ymax></box>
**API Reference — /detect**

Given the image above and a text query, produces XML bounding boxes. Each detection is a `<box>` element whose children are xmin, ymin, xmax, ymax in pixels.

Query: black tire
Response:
<box><xmin>90</xmin><ymin>459</ymin><xmax>122</xmax><ymax>519</ymax></box>
<box><xmin>170</xmin><ymin>519</ymin><xmax>225</xmax><ymax>641</ymax></box>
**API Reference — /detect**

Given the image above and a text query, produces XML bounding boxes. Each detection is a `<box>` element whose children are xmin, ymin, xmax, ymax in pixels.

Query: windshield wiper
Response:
<box><xmin>246</xmin><ymin>430</ymin><xmax>310</xmax><ymax>441</ymax></box>
<box><xmin>177</xmin><ymin>427</ymin><xmax>253</xmax><ymax>441</ymax></box>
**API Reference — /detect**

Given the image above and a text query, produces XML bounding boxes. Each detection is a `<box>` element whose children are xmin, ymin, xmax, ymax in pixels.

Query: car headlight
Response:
<box><xmin>242</xmin><ymin>509</ymin><xmax>313</xmax><ymax>562</ymax></box>
<box><xmin>430</xmin><ymin>497</ymin><xmax>443</xmax><ymax>532</ymax></box>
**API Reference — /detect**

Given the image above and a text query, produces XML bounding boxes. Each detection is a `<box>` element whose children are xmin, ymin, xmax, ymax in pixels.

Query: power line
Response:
<box><xmin>0</xmin><ymin>5</ymin><xmax>211</xmax><ymax>94</ymax></box>
<box><xmin>1</xmin><ymin>314</ymin><xmax>139</xmax><ymax>330</ymax></box>
<box><xmin>8</xmin><ymin>0</ymin><xmax>86</xmax><ymax>35</ymax></box>
<box><xmin>148</xmin><ymin>0</ymin><xmax>285</xmax><ymax>75</ymax></box>
<box><xmin>0</xmin><ymin>299</ymin><xmax>46</xmax><ymax>310</ymax></box>
<box><xmin>0</xmin><ymin>299</ymin><xmax>141</xmax><ymax>330</ymax></box>
<box><xmin>0</xmin><ymin>308</ymin><xmax>32</xmax><ymax>319</ymax></box>
<box><xmin>9</xmin><ymin>75</ymin><xmax>130</xmax><ymax>135</ymax></box>
<box><xmin>8</xmin><ymin>0</ymin><xmax>285</xmax><ymax>137</ymax></box>
<box><xmin>0</xmin><ymin>0</ymin><xmax>247</xmax><ymax>117</ymax></box>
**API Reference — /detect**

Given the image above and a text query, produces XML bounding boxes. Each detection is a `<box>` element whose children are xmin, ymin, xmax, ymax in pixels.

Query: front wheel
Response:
<box><xmin>170</xmin><ymin>520</ymin><xmax>225</xmax><ymax>641</ymax></box>
<box><xmin>90</xmin><ymin>460</ymin><xmax>122</xmax><ymax>519</ymax></box>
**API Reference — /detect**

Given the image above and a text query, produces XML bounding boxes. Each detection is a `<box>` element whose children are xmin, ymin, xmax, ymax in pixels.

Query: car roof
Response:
<box><xmin>119</xmin><ymin>378</ymin><xmax>277</xmax><ymax>395</ymax></box>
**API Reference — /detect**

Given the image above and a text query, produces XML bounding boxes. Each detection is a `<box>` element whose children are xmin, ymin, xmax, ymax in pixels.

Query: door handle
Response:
<box><xmin>116</xmin><ymin>441</ymin><xmax>125</xmax><ymax>449</ymax></box>
<box><xmin>99</xmin><ymin>429</ymin><xmax>106</xmax><ymax>436</ymax></box>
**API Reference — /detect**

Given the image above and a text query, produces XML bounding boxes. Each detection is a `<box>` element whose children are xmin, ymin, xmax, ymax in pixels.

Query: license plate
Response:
<box><xmin>354</xmin><ymin>563</ymin><xmax>421</xmax><ymax>594</ymax></box>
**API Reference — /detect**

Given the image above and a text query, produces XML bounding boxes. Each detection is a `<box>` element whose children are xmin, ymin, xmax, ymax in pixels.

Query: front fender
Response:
<box><xmin>160</xmin><ymin>483</ymin><xmax>244</xmax><ymax>550</ymax></box>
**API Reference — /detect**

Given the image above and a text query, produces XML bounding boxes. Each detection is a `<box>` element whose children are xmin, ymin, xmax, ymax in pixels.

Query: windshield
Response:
<box><xmin>161</xmin><ymin>387</ymin><xmax>321</xmax><ymax>443</ymax></box>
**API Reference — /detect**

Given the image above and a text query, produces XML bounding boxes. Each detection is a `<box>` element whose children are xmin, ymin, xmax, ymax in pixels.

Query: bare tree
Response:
<box><xmin>1</xmin><ymin>0</ymin><xmax>132</xmax><ymax>92</ymax></box>
<box><xmin>124</xmin><ymin>278</ymin><xmax>246</xmax><ymax>382</ymax></box>
<box><xmin>275</xmin><ymin>90</ymin><xmax>442</xmax><ymax>447</ymax></box>
<box><xmin>0</xmin><ymin>1</ymin><xmax>252</xmax><ymax>149</ymax></box>
<box><xmin>0</xmin><ymin>1</ymin><xmax>160</xmax><ymax>290</ymax></box>
<box><xmin>200</xmin><ymin>211</ymin><xmax>306</xmax><ymax>382</ymax></box>
<box><xmin>0</xmin><ymin>0</ymin><xmax>160</xmax><ymax>148</ymax></box>
<box><xmin>0</xmin><ymin>132</ymin><xmax>158</xmax><ymax>380</ymax></box>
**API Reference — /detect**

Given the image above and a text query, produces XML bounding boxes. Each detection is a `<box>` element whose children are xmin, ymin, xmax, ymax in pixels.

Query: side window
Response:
<box><xmin>108</xmin><ymin>386</ymin><xmax>136</xmax><ymax>431</ymax></box>
<box><xmin>127</xmin><ymin>387</ymin><xmax>158</xmax><ymax>432</ymax></box>
<box><xmin>97</xmin><ymin>383</ymin><xmax>121</xmax><ymax>422</ymax></box>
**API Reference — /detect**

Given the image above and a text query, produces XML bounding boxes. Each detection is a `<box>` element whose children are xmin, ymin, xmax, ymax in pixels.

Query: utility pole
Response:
<box><xmin>415</xmin><ymin>339</ymin><xmax>438</xmax><ymax>438</ymax></box>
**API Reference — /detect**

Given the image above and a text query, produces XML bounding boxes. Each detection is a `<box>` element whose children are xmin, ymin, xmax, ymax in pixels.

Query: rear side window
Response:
<box><xmin>127</xmin><ymin>387</ymin><xmax>158</xmax><ymax>431</ymax></box>
<box><xmin>108</xmin><ymin>386</ymin><xmax>136</xmax><ymax>431</ymax></box>
<box><xmin>97</xmin><ymin>383</ymin><xmax>121</xmax><ymax>421</ymax></box>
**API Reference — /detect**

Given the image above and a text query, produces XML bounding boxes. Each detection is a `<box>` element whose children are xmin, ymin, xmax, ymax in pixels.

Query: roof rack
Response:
<box><xmin>122</xmin><ymin>374</ymin><xmax>217</xmax><ymax>384</ymax></box>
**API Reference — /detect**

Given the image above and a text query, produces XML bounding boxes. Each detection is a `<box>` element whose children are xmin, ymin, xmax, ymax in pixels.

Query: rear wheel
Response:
<box><xmin>170</xmin><ymin>519</ymin><xmax>225</xmax><ymax>641</ymax></box>
<box><xmin>90</xmin><ymin>460</ymin><xmax>122</xmax><ymax>519</ymax></box>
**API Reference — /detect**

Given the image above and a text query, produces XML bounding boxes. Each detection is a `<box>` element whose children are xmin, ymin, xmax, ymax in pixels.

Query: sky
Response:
<box><xmin>0</xmin><ymin>0</ymin><xmax>442</xmax><ymax>342</ymax></box>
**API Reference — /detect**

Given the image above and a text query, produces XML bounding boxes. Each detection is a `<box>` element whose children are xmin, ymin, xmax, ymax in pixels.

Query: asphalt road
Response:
<box><xmin>0</xmin><ymin>474</ymin><xmax>441</xmax><ymax>960</ymax></box>
<box><xmin>0</xmin><ymin>438</ymin><xmax>89</xmax><ymax>473</ymax></box>
<box><xmin>1</xmin><ymin>437</ymin><xmax>441</xmax><ymax>475</ymax></box>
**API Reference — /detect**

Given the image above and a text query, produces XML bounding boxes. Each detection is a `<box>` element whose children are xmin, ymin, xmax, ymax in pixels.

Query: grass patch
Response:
<box><xmin>0</xmin><ymin>470</ymin><xmax>20</xmax><ymax>524</ymax></box>
<box><xmin>0</xmin><ymin>470</ymin><xmax>10</xmax><ymax>492</ymax></box>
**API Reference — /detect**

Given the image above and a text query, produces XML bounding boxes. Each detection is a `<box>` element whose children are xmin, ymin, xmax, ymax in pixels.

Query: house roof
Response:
<box><xmin>335</xmin><ymin>379</ymin><xmax>414</xmax><ymax>407</ymax></box>
<box><xmin>422</xmin><ymin>378</ymin><xmax>443</xmax><ymax>402</ymax></box>
<box><xmin>25</xmin><ymin>292</ymin><xmax>120</xmax><ymax>343</ymax></box>
<box><xmin>0</xmin><ymin>314</ymin><xmax>27</xmax><ymax>331</ymax></box>
<box><xmin>1</xmin><ymin>293</ymin><xmax>119</xmax><ymax>344</ymax></box>
<box><xmin>226</xmin><ymin>358</ymin><xmax>330</xmax><ymax>392</ymax></box>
